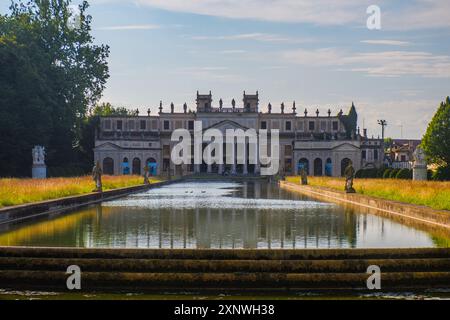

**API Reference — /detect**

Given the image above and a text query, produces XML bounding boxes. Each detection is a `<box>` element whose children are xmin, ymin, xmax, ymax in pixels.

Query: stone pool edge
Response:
<box><xmin>279</xmin><ymin>181</ymin><xmax>450</xmax><ymax>230</ymax></box>
<box><xmin>0</xmin><ymin>179</ymin><xmax>179</xmax><ymax>226</ymax></box>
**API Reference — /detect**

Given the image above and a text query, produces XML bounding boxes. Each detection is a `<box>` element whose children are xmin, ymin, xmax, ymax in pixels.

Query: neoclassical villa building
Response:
<box><xmin>94</xmin><ymin>91</ymin><xmax>383</xmax><ymax>177</ymax></box>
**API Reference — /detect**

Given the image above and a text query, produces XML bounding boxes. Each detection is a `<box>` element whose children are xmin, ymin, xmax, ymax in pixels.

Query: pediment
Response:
<box><xmin>94</xmin><ymin>142</ymin><xmax>122</xmax><ymax>151</ymax></box>
<box><xmin>332</xmin><ymin>142</ymin><xmax>360</xmax><ymax>151</ymax></box>
<box><xmin>204</xmin><ymin>120</ymin><xmax>249</xmax><ymax>132</ymax></box>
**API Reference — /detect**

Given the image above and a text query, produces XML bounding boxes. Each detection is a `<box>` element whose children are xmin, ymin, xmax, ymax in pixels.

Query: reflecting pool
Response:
<box><xmin>0</xmin><ymin>181</ymin><xmax>447</xmax><ymax>248</ymax></box>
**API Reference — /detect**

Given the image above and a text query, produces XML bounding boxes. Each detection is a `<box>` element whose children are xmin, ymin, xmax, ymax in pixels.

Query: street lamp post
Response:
<box><xmin>377</xmin><ymin>120</ymin><xmax>387</xmax><ymax>140</ymax></box>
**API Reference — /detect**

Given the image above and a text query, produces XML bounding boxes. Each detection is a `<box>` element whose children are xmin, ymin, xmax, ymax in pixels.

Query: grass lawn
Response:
<box><xmin>0</xmin><ymin>175</ymin><xmax>163</xmax><ymax>208</ymax></box>
<box><xmin>286</xmin><ymin>176</ymin><xmax>450</xmax><ymax>211</ymax></box>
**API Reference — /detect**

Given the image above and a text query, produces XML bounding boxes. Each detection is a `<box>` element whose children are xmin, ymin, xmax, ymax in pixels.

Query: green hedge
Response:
<box><xmin>48</xmin><ymin>166</ymin><xmax>88</xmax><ymax>178</ymax></box>
<box><xmin>396</xmin><ymin>168</ymin><xmax>413</xmax><ymax>180</ymax></box>
<box><xmin>356</xmin><ymin>167</ymin><xmax>413</xmax><ymax>180</ymax></box>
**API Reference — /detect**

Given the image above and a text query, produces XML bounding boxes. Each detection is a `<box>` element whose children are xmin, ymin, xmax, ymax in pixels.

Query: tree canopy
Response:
<box><xmin>0</xmin><ymin>0</ymin><xmax>109</xmax><ymax>177</ymax></box>
<box><xmin>422</xmin><ymin>97</ymin><xmax>450</xmax><ymax>167</ymax></box>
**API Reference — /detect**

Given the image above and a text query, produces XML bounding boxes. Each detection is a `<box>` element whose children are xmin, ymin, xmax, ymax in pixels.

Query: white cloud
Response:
<box><xmin>192</xmin><ymin>33</ymin><xmax>310</xmax><ymax>44</ymax></box>
<box><xmin>283</xmin><ymin>48</ymin><xmax>450</xmax><ymax>78</ymax></box>
<box><xmin>361</xmin><ymin>40</ymin><xmax>410</xmax><ymax>46</ymax></box>
<box><xmin>131</xmin><ymin>0</ymin><xmax>369</xmax><ymax>26</ymax></box>
<box><xmin>97</xmin><ymin>24</ymin><xmax>162</xmax><ymax>31</ymax></box>
<box><xmin>119</xmin><ymin>0</ymin><xmax>450</xmax><ymax>29</ymax></box>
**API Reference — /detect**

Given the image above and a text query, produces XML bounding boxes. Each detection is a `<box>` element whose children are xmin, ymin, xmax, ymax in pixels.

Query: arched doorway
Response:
<box><xmin>103</xmin><ymin>157</ymin><xmax>114</xmax><ymax>175</ymax></box>
<box><xmin>325</xmin><ymin>158</ymin><xmax>332</xmax><ymax>176</ymax></box>
<box><xmin>297</xmin><ymin>158</ymin><xmax>309</xmax><ymax>175</ymax></box>
<box><xmin>314</xmin><ymin>158</ymin><xmax>323</xmax><ymax>176</ymax></box>
<box><xmin>146</xmin><ymin>158</ymin><xmax>158</xmax><ymax>176</ymax></box>
<box><xmin>341</xmin><ymin>158</ymin><xmax>351</xmax><ymax>177</ymax></box>
<box><xmin>122</xmin><ymin>157</ymin><xmax>130</xmax><ymax>175</ymax></box>
<box><xmin>132</xmin><ymin>158</ymin><xmax>141</xmax><ymax>175</ymax></box>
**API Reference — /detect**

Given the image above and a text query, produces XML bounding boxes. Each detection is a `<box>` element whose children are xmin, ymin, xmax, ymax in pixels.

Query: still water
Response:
<box><xmin>0</xmin><ymin>181</ymin><xmax>445</xmax><ymax>248</ymax></box>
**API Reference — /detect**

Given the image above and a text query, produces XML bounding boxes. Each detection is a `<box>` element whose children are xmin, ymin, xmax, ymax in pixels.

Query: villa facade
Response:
<box><xmin>94</xmin><ymin>91</ymin><xmax>384</xmax><ymax>177</ymax></box>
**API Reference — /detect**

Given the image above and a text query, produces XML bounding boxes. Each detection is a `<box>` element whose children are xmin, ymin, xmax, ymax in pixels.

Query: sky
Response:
<box><xmin>2</xmin><ymin>0</ymin><xmax>450</xmax><ymax>139</ymax></box>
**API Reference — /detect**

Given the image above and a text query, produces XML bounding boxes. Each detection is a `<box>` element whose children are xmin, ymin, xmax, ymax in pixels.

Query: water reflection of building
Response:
<box><xmin>94</xmin><ymin>91</ymin><xmax>383</xmax><ymax>177</ymax></box>
<box><xmin>72</xmin><ymin>208</ymin><xmax>356</xmax><ymax>250</ymax></box>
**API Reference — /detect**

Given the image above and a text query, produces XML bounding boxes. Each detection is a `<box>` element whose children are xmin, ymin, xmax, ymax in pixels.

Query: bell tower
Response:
<box><xmin>243</xmin><ymin>91</ymin><xmax>259</xmax><ymax>113</ymax></box>
<box><xmin>196</xmin><ymin>91</ymin><xmax>213</xmax><ymax>112</ymax></box>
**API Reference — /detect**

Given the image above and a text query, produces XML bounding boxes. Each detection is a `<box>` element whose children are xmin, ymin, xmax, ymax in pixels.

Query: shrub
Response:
<box><xmin>432</xmin><ymin>166</ymin><xmax>450</xmax><ymax>181</ymax></box>
<box><xmin>355</xmin><ymin>170</ymin><xmax>364</xmax><ymax>178</ymax></box>
<box><xmin>383</xmin><ymin>169</ymin><xmax>392</xmax><ymax>179</ymax></box>
<box><xmin>396</xmin><ymin>168</ymin><xmax>412</xmax><ymax>180</ymax></box>
<box><xmin>389</xmin><ymin>169</ymin><xmax>400</xmax><ymax>178</ymax></box>
<box><xmin>376</xmin><ymin>167</ymin><xmax>387</xmax><ymax>178</ymax></box>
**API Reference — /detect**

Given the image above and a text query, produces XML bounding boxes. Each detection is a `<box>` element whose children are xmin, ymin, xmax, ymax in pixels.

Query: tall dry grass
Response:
<box><xmin>286</xmin><ymin>176</ymin><xmax>450</xmax><ymax>211</ymax></box>
<box><xmin>0</xmin><ymin>175</ymin><xmax>162</xmax><ymax>208</ymax></box>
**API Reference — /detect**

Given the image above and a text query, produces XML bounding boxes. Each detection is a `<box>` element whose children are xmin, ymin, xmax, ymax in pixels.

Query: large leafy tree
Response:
<box><xmin>0</xmin><ymin>0</ymin><xmax>109</xmax><ymax>176</ymax></box>
<box><xmin>422</xmin><ymin>97</ymin><xmax>450</xmax><ymax>167</ymax></box>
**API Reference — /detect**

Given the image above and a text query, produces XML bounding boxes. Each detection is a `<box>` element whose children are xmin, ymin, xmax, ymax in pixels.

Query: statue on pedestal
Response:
<box><xmin>92</xmin><ymin>160</ymin><xmax>103</xmax><ymax>192</ymax></box>
<box><xmin>32</xmin><ymin>146</ymin><xmax>47</xmax><ymax>179</ymax></box>
<box><xmin>300</xmin><ymin>168</ymin><xmax>308</xmax><ymax>185</ymax></box>
<box><xmin>143</xmin><ymin>164</ymin><xmax>150</xmax><ymax>185</ymax></box>
<box><xmin>344</xmin><ymin>160</ymin><xmax>356</xmax><ymax>193</ymax></box>
<box><xmin>412</xmin><ymin>145</ymin><xmax>428</xmax><ymax>181</ymax></box>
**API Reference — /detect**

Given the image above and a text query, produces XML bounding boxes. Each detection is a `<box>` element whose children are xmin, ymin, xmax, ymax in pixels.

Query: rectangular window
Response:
<box><xmin>309</xmin><ymin>121</ymin><xmax>315</xmax><ymax>131</ymax></box>
<box><xmin>188</xmin><ymin>120</ymin><xmax>194</xmax><ymax>130</ymax></box>
<box><xmin>116</xmin><ymin>120</ymin><xmax>122</xmax><ymax>130</ymax></box>
<box><xmin>332</xmin><ymin>121</ymin><xmax>338</xmax><ymax>131</ymax></box>
<box><xmin>163</xmin><ymin>145</ymin><xmax>171</xmax><ymax>157</ymax></box>
<box><xmin>285</xmin><ymin>145</ymin><xmax>292</xmax><ymax>156</ymax></box>
<box><xmin>175</xmin><ymin>120</ymin><xmax>183</xmax><ymax>129</ymax></box>
<box><xmin>261</xmin><ymin>121</ymin><xmax>267</xmax><ymax>130</ymax></box>
<box><xmin>140</xmin><ymin>120</ymin><xmax>146</xmax><ymax>130</ymax></box>
<box><xmin>374</xmin><ymin>150</ymin><xmax>378</xmax><ymax>160</ymax></box>
<box><xmin>285</xmin><ymin>121</ymin><xmax>292</xmax><ymax>131</ymax></box>
<box><xmin>362</xmin><ymin>150</ymin><xmax>367</xmax><ymax>160</ymax></box>
<box><xmin>163</xmin><ymin>120</ymin><xmax>170</xmax><ymax>130</ymax></box>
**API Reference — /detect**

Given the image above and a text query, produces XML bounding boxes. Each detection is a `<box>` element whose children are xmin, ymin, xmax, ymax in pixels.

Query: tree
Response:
<box><xmin>0</xmin><ymin>0</ymin><xmax>109</xmax><ymax>176</ymax></box>
<box><xmin>422</xmin><ymin>97</ymin><xmax>450</xmax><ymax>167</ymax></box>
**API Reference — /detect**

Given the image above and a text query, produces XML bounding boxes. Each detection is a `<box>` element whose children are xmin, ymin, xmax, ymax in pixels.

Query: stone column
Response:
<box><xmin>243</xmin><ymin>143</ymin><xmax>248</xmax><ymax>175</ymax></box>
<box><xmin>231</xmin><ymin>143</ymin><xmax>237</xmax><ymax>174</ymax></box>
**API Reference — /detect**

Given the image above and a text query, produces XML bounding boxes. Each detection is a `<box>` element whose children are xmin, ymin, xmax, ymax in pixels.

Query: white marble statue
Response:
<box><xmin>412</xmin><ymin>145</ymin><xmax>427</xmax><ymax>181</ymax></box>
<box><xmin>413</xmin><ymin>145</ymin><xmax>426</xmax><ymax>166</ymax></box>
<box><xmin>32</xmin><ymin>146</ymin><xmax>46</xmax><ymax>165</ymax></box>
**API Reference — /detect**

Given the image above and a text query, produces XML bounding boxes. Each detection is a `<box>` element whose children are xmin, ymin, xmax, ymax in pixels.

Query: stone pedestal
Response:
<box><xmin>32</xmin><ymin>164</ymin><xmax>47</xmax><ymax>179</ymax></box>
<box><xmin>413</xmin><ymin>165</ymin><xmax>427</xmax><ymax>181</ymax></box>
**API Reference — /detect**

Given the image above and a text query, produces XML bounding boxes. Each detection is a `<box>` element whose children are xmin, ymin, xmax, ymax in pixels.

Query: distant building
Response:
<box><xmin>94</xmin><ymin>91</ymin><xmax>384</xmax><ymax>177</ymax></box>
<box><xmin>387</xmin><ymin>139</ymin><xmax>421</xmax><ymax>169</ymax></box>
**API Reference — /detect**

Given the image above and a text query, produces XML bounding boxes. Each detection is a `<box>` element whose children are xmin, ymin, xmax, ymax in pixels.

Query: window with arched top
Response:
<box><xmin>298</xmin><ymin>158</ymin><xmax>309</xmax><ymax>175</ymax></box>
<box><xmin>132</xmin><ymin>158</ymin><xmax>141</xmax><ymax>175</ymax></box>
<box><xmin>314</xmin><ymin>158</ymin><xmax>323</xmax><ymax>176</ymax></box>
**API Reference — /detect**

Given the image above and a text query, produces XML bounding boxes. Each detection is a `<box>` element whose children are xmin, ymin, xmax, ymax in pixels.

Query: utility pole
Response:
<box><xmin>377</xmin><ymin>120</ymin><xmax>387</xmax><ymax>140</ymax></box>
